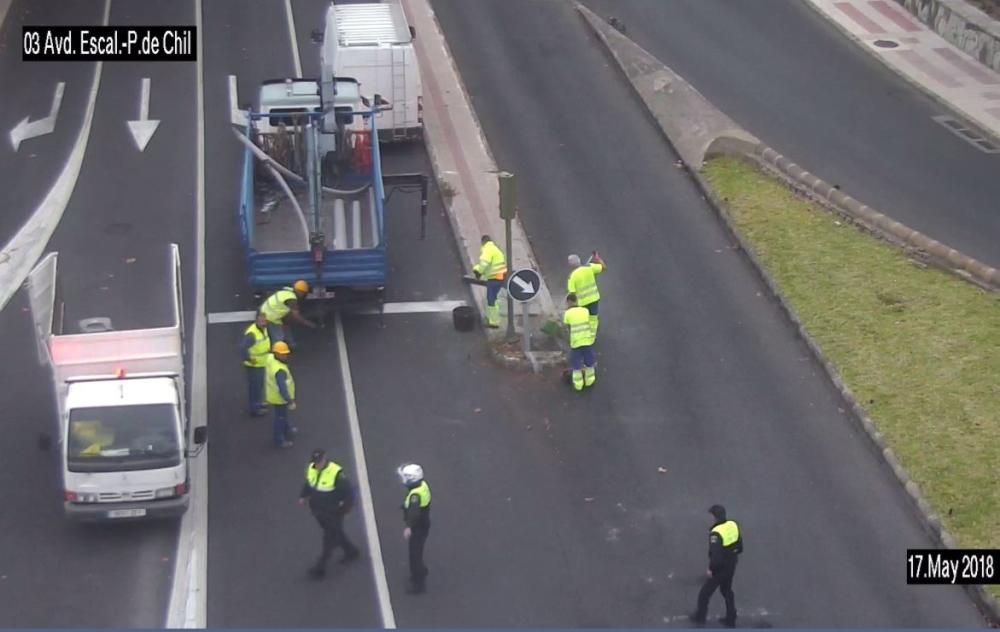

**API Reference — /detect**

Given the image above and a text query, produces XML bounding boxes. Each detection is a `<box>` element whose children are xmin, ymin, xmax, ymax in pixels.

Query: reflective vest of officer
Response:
<box><xmin>567</xmin><ymin>263</ymin><xmax>602</xmax><ymax>306</ymax></box>
<box><xmin>711</xmin><ymin>520</ymin><xmax>741</xmax><ymax>549</ymax></box>
<box><xmin>264</xmin><ymin>355</ymin><xmax>295</xmax><ymax>405</ymax></box>
<box><xmin>306</xmin><ymin>461</ymin><xmax>342</xmax><ymax>492</ymax></box>
<box><xmin>403</xmin><ymin>480</ymin><xmax>431</xmax><ymax>510</ymax></box>
<box><xmin>243</xmin><ymin>323</ymin><xmax>271</xmax><ymax>368</ymax></box>
<box><xmin>563</xmin><ymin>306</ymin><xmax>595</xmax><ymax>348</ymax></box>
<box><xmin>260</xmin><ymin>287</ymin><xmax>297</xmax><ymax>324</ymax></box>
<box><xmin>474</xmin><ymin>241</ymin><xmax>507</xmax><ymax>280</ymax></box>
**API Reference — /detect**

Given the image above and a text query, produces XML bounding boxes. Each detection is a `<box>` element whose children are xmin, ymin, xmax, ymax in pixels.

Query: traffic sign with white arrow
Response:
<box><xmin>9</xmin><ymin>82</ymin><xmax>65</xmax><ymax>151</ymax></box>
<box><xmin>507</xmin><ymin>268</ymin><xmax>541</xmax><ymax>303</ymax></box>
<box><xmin>127</xmin><ymin>77</ymin><xmax>160</xmax><ymax>151</ymax></box>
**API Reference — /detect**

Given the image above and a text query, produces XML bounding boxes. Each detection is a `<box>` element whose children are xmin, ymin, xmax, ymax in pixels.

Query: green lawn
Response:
<box><xmin>703</xmin><ymin>156</ymin><xmax>999</xmax><ymax>600</ymax></box>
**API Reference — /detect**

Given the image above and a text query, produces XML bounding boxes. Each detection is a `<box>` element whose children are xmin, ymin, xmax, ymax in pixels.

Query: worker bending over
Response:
<box><xmin>259</xmin><ymin>279</ymin><xmax>317</xmax><ymax>348</ymax></box>
<box><xmin>472</xmin><ymin>235</ymin><xmax>507</xmax><ymax>328</ymax></box>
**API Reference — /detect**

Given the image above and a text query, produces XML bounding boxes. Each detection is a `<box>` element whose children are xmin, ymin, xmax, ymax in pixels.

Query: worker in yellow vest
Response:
<box><xmin>563</xmin><ymin>293</ymin><xmax>597</xmax><ymax>391</ymax></box>
<box><xmin>264</xmin><ymin>341</ymin><xmax>298</xmax><ymax>448</ymax></box>
<box><xmin>299</xmin><ymin>449</ymin><xmax>360</xmax><ymax>579</ymax></box>
<box><xmin>567</xmin><ymin>251</ymin><xmax>605</xmax><ymax>337</ymax></box>
<box><xmin>241</xmin><ymin>311</ymin><xmax>271</xmax><ymax>416</ymax></box>
<box><xmin>398</xmin><ymin>463</ymin><xmax>432</xmax><ymax>594</ymax></box>
<box><xmin>259</xmin><ymin>280</ymin><xmax>317</xmax><ymax>348</ymax></box>
<box><xmin>472</xmin><ymin>234</ymin><xmax>507</xmax><ymax>328</ymax></box>
<box><xmin>690</xmin><ymin>504</ymin><xmax>743</xmax><ymax>627</ymax></box>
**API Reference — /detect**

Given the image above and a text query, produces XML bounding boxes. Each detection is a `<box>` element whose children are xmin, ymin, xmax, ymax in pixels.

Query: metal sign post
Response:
<box><xmin>498</xmin><ymin>172</ymin><xmax>517</xmax><ymax>341</ymax></box>
<box><xmin>507</xmin><ymin>268</ymin><xmax>542</xmax><ymax>356</ymax></box>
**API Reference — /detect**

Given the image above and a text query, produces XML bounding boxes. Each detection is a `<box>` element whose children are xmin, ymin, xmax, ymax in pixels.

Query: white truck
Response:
<box><xmin>318</xmin><ymin>0</ymin><xmax>423</xmax><ymax>142</ymax></box>
<box><xmin>27</xmin><ymin>243</ymin><xmax>206</xmax><ymax>521</ymax></box>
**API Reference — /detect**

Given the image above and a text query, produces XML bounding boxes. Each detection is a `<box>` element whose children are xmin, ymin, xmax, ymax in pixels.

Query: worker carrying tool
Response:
<box><xmin>241</xmin><ymin>311</ymin><xmax>271</xmax><ymax>416</ymax></box>
<box><xmin>471</xmin><ymin>234</ymin><xmax>507</xmax><ymax>328</ymax></box>
<box><xmin>397</xmin><ymin>463</ymin><xmax>432</xmax><ymax>595</ymax></box>
<box><xmin>299</xmin><ymin>449</ymin><xmax>361</xmax><ymax>579</ymax></box>
<box><xmin>690</xmin><ymin>504</ymin><xmax>743</xmax><ymax>628</ymax></box>
<box><xmin>563</xmin><ymin>293</ymin><xmax>597</xmax><ymax>391</ymax></box>
<box><xmin>264</xmin><ymin>341</ymin><xmax>298</xmax><ymax>448</ymax></box>
<box><xmin>259</xmin><ymin>280</ymin><xmax>318</xmax><ymax>348</ymax></box>
<box><xmin>567</xmin><ymin>251</ymin><xmax>605</xmax><ymax>337</ymax></box>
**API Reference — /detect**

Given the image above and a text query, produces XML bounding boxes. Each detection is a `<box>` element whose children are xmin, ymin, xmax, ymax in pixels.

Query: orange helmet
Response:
<box><xmin>271</xmin><ymin>341</ymin><xmax>291</xmax><ymax>355</ymax></box>
<box><xmin>293</xmin><ymin>280</ymin><xmax>310</xmax><ymax>294</ymax></box>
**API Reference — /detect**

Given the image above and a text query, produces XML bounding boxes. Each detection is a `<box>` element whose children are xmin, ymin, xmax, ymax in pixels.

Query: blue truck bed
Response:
<box><xmin>238</xmin><ymin>123</ymin><xmax>387</xmax><ymax>300</ymax></box>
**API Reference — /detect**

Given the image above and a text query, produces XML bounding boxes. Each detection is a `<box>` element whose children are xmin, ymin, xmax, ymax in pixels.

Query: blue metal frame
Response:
<box><xmin>237</xmin><ymin>107</ymin><xmax>388</xmax><ymax>295</ymax></box>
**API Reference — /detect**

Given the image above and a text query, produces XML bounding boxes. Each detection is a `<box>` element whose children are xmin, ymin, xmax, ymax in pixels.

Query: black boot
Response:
<box><xmin>340</xmin><ymin>548</ymin><xmax>360</xmax><ymax>564</ymax></box>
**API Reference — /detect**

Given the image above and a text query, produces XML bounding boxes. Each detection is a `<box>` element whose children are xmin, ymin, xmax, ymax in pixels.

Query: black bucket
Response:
<box><xmin>453</xmin><ymin>305</ymin><xmax>476</xmax><ymax>332</ymax></box>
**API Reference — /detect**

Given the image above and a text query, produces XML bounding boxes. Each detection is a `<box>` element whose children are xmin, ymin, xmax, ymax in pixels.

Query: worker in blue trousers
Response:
<box><xmin>241</xmin><ymin>311</ymin><xmax>271</xmax><ymax>416</ymax></box>
<box><xmin>264</xmin><ymin>341</ymin><xmax>298</xmax><ymax>448</ymax></box>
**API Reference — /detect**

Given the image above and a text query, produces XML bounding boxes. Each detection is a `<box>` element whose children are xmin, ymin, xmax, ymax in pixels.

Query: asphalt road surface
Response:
<box><xmin>0</xmin><ymin>0</ymin><xmax>196</xmax><ymax>626</ymax></box>
<box><xmin>426</xmin><ymin>0</ymin><xmax>986</xmax><ymax>626</ymax></box>
<box><xmin>579</xmin><ymin>0</ymin><xmax>1000</xmax><ymax>270</ymax></box>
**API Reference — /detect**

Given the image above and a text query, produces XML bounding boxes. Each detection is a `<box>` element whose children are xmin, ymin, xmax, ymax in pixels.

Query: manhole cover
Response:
<box><xmin>105</xmin><ymin>222</ymin><xmax>133</xmax><ymax>235</ymax></box>
<box><xmin>873</xmin><ymin>39</ymin><xmax>900</xmax><ymax>48</ymax></box>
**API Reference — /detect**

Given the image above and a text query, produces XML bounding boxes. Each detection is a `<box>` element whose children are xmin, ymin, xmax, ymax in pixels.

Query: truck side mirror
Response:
<box><xmin>193</xmin><ymin>426</ymin><xmax>208</xmax><ymax>445</ymax></box>
<box><xmin>311</xmin><ymin>29</ymin><xmax>323</xmax><ymax>44</ymax></box>
<box><xmin>409</xmin><ymin>26</ymin><xmax>416</xmax><ymax>40</ymax></box>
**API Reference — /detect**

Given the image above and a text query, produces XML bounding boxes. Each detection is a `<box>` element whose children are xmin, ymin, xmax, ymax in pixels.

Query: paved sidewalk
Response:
<box><xmin>808</xmin><ymin>0</ymin><xmax>1000</xmax><ymax>148</ymax></box>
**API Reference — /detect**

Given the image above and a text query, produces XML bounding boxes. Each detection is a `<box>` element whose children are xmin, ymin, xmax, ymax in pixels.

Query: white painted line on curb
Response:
<box><xmin>334</xmin><ymin>313</ymin><xmax>396</xmax><ymax>629</ymax></box>
<box><xmin>165</xmin><ymin>0</ymin><xmax>208</xmax><ymax>627</ymax></box>
<box><xmin>207</xmin><ymin>300</ymin><xmax>468</xmax><ymax>324</ymax></box>
<box><xmin>284</xmin><ymin>0</ymin><xmax>303</xmax><ymax>78</ymax></box>
<box><xmin>0</xmin><ymin>1</ymin><xmax>107</xmax><ymax>315</ymax></box>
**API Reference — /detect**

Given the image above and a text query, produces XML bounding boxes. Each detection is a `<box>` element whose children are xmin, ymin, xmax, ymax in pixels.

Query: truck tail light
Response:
<box><xmin>175</xmin><ymin>482</ymin><xmax>188</xmax><ymax>496</ymax></box>
<box><xmin>64</xmin><ymin>490</ymin><xmax>78</xmax><ymax>502</ymax></box>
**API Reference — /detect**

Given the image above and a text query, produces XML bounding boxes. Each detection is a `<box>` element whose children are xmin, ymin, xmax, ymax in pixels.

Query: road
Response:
<box><xmin>578</xmin><ymin>0</ymin><xmax>1000</xmax><ymax>270</ymax></box>
<box><xmin>0</xmin><ymin>0</ymin><xmax>196</xmax><ymax>626</ymax></box>
<box><xmin>427</xmin><ymin>0</ymin><xmax>985</xmax><ymax>626</ymax></box>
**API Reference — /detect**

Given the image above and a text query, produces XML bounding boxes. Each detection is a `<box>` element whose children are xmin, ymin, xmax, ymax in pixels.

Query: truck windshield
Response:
<box><xmin>67</xmin><ymin>404</ymin><xmax>181</xmax><ymax>473</ymax></box>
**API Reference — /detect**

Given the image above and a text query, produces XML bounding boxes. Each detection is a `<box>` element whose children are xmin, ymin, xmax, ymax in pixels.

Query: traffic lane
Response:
<box><xmin>46</xmin><ymin>0</ymin><xmax>197</xmax><ymax>345</ymax></box>
<box><xmin>344</xmin><ymin>314</ymin><xmax>614</xmax><ymax>627</ymax></box>
<box><xmin>202</xmin><ymin>0</ymin><xmax>296</xmax><ymax>314</ymax></box>
<box><xmin>205</xmin><ymin>324</ymin><xmax>381</xmax><ymax>628</ymax></box>
<box><xmin>0</xmin><ymin>291</ymin><xmax>180</xmax><ymax>628</ymax></box>
<box><xmin>431</xmin><ymin>0</ymin><xmax>983</xmax><ymax>625</ymax></box>
<box><xmin>0</xmin><ymin>0</ymin><xmax>103</xmax><ymax>248</ymax></box>
<box><xmin>580</xmin><ymin>0</ymin><xmax>1000</xmax><ymax>269</ymax></box>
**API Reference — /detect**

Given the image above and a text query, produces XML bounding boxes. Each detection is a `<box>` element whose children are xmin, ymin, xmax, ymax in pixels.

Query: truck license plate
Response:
<box><xmin>108</xmin><ymin>508</ymin><xmax>146</xmax><ymax>519</ymax></box>
<box><xmin>309</xmin><ymin>288</ymin><xmax>335</xmax><ymax>300</ymax></box>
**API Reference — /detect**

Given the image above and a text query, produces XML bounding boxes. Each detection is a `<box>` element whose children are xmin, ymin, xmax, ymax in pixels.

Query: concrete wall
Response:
<box><xmin>896</xmin><ymin>0</ymin><xmax>1000</xmax><ymax>71</ymax></box>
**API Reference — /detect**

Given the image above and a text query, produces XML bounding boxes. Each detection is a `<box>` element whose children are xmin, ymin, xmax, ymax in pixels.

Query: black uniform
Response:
<box><xmin>300</xmin><ymin>465</ymin><xmax>360</xmax><ymax>577</ymax></box>
<box><xmin>693</xmin><ymin>514</ymin><xmax>742</xmax><ymax>627</ymax></box>
<box><xmin>403</xmin><ymin>483</ymin><xmax>431</xmax><ymax>593</ymax></box>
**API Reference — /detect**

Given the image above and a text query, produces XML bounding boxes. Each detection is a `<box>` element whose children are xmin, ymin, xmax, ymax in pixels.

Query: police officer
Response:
<box><xmin>397</xmin><ymin>463</ymin><xmax>431</xmax><ymax>594</ymax></box>
<box><xmin>299</xmin><ymin>449</ymin><xmax>361</xmax><ymax>579</ymax></box>
<box><xmin>241</xmin><ymin>311</ymin><xmax>271</xmax><ymax>416</ymax></box>
<box><xmin>690</xmin><ymin>504</ymin><xmax>742</xmax><ymax>628</ymax></box>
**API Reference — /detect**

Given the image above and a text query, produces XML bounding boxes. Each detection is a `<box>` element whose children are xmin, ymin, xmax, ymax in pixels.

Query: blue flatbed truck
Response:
<box><xmin>236</xmin><ymin>78</ymin><xmax>426</xmax><ymax>313</ymax></box>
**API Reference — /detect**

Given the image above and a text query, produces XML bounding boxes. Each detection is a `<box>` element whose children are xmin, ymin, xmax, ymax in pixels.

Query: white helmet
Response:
<box><xmin>397</xmin><ymin>463</ymin><xmax>424</xmax><ymax>485</ymax></box>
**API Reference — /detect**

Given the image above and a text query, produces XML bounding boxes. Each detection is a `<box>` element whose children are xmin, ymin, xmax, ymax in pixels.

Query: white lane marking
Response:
<box><xmin>0</xmin><ymin>3</ymin><xmax>108</xmax><ymax>314</ymax></box>
<box><xmin>9</xmin><ymin>81</ymin><xmax>65</xmax><ymax>151</ymax></box>
<box><xmin>165</xmin><ymin>0</ymin><xmax>208</xmax><ymax>627</ymax></box>
<box><xmin>284</xmin><ymin>0</ymin><xmax>303</xmax><ymax>77</ymax></box>
<box><xmin>228</xmin><ymin>75</ymin><xmax>247</xmax><ymax>127</ymax></box>
<box><xmin>207</xmin><ymin>300</ymin><xmax>469</xmax><ymax>324</ymax></box>
<box><xmin>334</xmin><ymin>313</ymin><xmax>397</xmax><ymax>629</ymax></box>
<box><xmin>126</xmin><ymin>77</ymin><xmax>160</xmax><ymax>151</ymax></box>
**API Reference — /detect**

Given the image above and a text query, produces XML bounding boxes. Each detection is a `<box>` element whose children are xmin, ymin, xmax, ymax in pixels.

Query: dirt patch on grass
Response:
<box><xmin>703</xmin><ymin>155</ymin><xmax>1000</xmax><ymax>601</ymax></box>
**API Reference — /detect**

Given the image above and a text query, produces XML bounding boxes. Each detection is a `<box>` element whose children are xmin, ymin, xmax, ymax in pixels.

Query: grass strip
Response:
<box><xmin>703</xmin><ymin>156</ymin><xmax>999</xmax><ymax>600</ymax></box>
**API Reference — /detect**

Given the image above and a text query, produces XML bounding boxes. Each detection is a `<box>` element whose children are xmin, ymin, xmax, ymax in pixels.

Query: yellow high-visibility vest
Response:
<box><xmin>563</xmin><ymin>306</ymin><xmax>595</xmax><ymax>348</ymax></box>
<box><xmin>567</xmin><ymin>263</ymin><xmax>602</xmax><ymax>306</ymax></box>
<box><xmin>473</xmin><ymin>241</ymin><xmax>507</xmax><ymax>280</ymax></box>
<box><xmin>243</xmin><ymin>323</ymin><xmax>270</xmax><ymax>368</ymax></box>
<box><xmin>265</xmin><ymin>355</ymin><xmax>295</xmax><ymax>405</ymax></box>
<box><xmin>260</xmin><ymin>288</ymin><xmax>297</xmax><ymax>324</ymax></box>
<box><xmin>711</xmin><ymin>520</ymin><xmax>740</xmax><ymax>548</ymax></box>
<box><xmin>306</xmin><ymin>461</ymin><xmax>342</xmax><ymax>492</ymax></box>
<box><xmin>403</xmin><ymin>481</ymin><xmax>431</xmax><ymax>508</ymax></box>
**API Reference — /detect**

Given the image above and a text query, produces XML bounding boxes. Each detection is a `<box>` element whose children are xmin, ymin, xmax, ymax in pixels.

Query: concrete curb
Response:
<box><xmin>803</xmin><ymin>0</ymin><xmax>1000</xmax><ymax>147</ymax></box>
<box><xmin>750</xmin><ymin>143</ymin><xmax>1000</xmax><ymax>292</ymax></box>
<box><xmin>576</xmin><ymin>3</ymin><xmax>1000</xmax><ymax>624</ymax></box>
<box><xmin>402</xmin><ymin>0</ymin><xmax>564</xmax><ymax>373</ymax></box>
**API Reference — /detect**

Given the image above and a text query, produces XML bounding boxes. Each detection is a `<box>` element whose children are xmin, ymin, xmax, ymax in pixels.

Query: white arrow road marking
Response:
<box><xmin>512</xmin><ymin>275</ymin><xmax>536</xmax><ymax>294</ymax></box>
<box><xmin>126</xmin><ymin>77</ymin><xmax>160</xmax><ymax>151</ymax></box>
<box><xmin>9</xmin><ymin>82</ymin><xmax>65</xmax><ymax>151</ymax></box>
<box><xmin>228</xmin><ymin>75</ymin><xmax>247</xmax><ymax>127</ymax></box>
